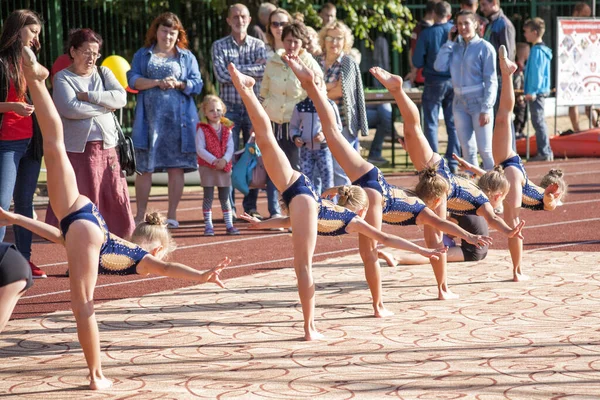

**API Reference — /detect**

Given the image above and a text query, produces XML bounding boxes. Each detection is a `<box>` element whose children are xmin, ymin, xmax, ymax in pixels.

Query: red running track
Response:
<box><xmin>9</xmin><ymin>157</ymin><xmax>600</xmax><ymax>320</ymax></box>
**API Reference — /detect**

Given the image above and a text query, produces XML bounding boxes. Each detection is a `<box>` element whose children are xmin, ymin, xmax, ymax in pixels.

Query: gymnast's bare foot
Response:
<box><xmin>228</xmin><ymin>63</ymin><xmax>255</xmax><ymax>92</ymax></box>
<box><xmin>513</xmin><ymin>268</ymin><xmax>530</xmax><ymax>282</ymax></box>
<box><xmin>370</xmin><ymin>67</ymin><xmax>403</xmax><ymax>92</ymax></box>
<box><xmin>375</xmin><ymin>304</ymin><xmax>394</xmax><ymax>318</ymax></box>
<box><xmin>282</xmin><ymin>53</ymin><xmax>316</xmax><ymax>88</ymax></box>
<box><xmin>21</xmin><ymin>46</ymin><xmax>49</xmax><ymax>81</ymax></box>
<box><xmin>378</xmin><ymin>250</ymin><xmax>398</xmax><ymax>267</ymax></box>
<box><xmin>304</xmin><ymin>322</ymin><xmax>325</xmax><ymax>341</ymax></box>
<box><xmin>498</xmin><ymin>45</ymin><xmax>518</xmax><ymax>76</ymax></box>
<box><xmin>88</xmin><ymin>374</ymin><xmax>112</xmax><ymax>390</ymax></box>
<box><xmin>438</xmin><ymin>284</ymin><xmax>459</xmax><ymax>300</ymax></box>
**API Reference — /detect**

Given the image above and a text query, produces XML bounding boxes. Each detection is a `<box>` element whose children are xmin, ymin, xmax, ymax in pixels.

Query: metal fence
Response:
<box><xmin>1</xmin><ymin>0</ymin><xmax>598</xmax><ymax>127</ymax></box>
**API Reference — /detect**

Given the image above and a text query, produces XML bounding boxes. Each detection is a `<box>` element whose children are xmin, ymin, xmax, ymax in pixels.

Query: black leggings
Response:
<box><xmin>0</xmin><ymin>243</ymin><xmax>33</xmax><ymax>292</ymax></box>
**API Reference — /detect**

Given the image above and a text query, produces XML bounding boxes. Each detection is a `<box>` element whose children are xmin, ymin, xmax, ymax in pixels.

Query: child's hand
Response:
<box><xmin>525</xmin><ymin>94</ymin><xmax>537</xmax><ymax>102</ymax></box>
<box><xmin>214</xmin><ymin>159</ymin><xmax>227</xmax><ymax>170</ymax></box>
<box><xmin>313</xmin><ymin>132</ymin><xmax>325</xmax><ymax>143</ymax></box>
<box><xmin>293</xmin><ymin>137</ymin><xmax>304</xmax><ymax>148</ymax></box>
<box><xmin>238</xmin><ymin>212</ymin><xmax>262</xmax><ymax>229</ymax></box>
<box><xmin>204</xmin><ymin>256</ymin><xmax>231</xmax><ymax>288</ymax></box>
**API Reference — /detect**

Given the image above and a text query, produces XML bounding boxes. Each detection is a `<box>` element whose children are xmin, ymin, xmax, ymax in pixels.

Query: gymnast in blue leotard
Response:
<box><xmin>19</xmin><ymin>47</ymin><xmax>229</xmax><ymax>390</ymax></box>
<box><xmin>450</xmin><ymin>46</ymin><xmax>565</xmax><ymax>282</ymax></box>
<box><xmin>281</xmin><ymin>54</ymin><xmax>494</xmax><ymax>304</ymax></box>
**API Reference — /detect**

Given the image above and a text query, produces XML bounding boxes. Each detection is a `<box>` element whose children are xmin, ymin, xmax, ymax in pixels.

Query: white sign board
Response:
<box><xmin>556</xmin><ymin>18</ymin><xmax>600</xmax><ymax>106</ymax></box>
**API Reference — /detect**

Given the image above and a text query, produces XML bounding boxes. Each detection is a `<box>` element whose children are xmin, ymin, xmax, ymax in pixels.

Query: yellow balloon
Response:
<box><xmin>101</xmin><ymin>55</ymin><xmax>131</xmax><ymax>89</ymax></box>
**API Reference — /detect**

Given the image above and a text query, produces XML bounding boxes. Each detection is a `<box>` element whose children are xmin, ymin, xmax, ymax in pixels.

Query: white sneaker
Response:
<box><xmin>166</xmin><ymin>219</ymin><xmax>180</xmax><ymax>229</ymax></box>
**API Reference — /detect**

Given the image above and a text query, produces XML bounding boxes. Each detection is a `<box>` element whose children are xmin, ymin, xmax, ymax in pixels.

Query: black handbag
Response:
<box><xmin>98</xmin><ymin>67</ymin><xmax>139</xmax><ymax>176</ymax></box>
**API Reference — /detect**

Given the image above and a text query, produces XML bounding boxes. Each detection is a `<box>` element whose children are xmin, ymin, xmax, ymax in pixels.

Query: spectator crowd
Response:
<box><xmin>0</xmin><ymin>0</ymin><xmax>592</xmax><ymax>280</ymax></box>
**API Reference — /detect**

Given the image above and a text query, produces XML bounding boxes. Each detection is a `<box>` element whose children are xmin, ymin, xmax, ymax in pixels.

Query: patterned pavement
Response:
<box><xmin>1</xmin><ymin>248</ymin><xmax>600</xmax><ymax>399</ymax></box>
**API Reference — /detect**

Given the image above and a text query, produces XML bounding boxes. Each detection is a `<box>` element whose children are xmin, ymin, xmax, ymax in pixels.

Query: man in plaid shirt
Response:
<box><xmin>212</xmin><ymin>3</ymin><xmax>270</xmax><ymax>219</ymax></box>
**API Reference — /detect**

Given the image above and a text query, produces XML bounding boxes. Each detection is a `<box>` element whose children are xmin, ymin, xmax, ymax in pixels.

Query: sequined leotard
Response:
<box><xmin>436</xmin><ymin>158</ymin><xmax>490</xmax><ymax>215</ymax></box>
<box><xmin>353</xmin><ymin>167</ymin><xmax>426</xmax><ymax>225</ymax></box>
<box><xmin>281</xmin><ymin>174</ymin><xmax>356</xmax><ymax>236</ymax></box>
<box><xmin>60</xmin><ymin>202</ymin><xmax>149</xmax><ymax>275</ymax></box>
<box><xmin>499</xmin><ymin>155</ymin><xmax>545</xmax><ymax>211</ymax></box>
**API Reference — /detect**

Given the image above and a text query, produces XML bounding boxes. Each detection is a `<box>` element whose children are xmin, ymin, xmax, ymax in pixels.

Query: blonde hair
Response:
<box><xmin>130</xmin><ymin>212</ymin><xmax>177</xmax><ymax>257</ymax></box>
<box><xmin>318</xmin><ymin>21</ymin><xmax>354</xmax><ymax>54</ymax></box>
<box><xmin>200</xmin><ymin>94</ymin><xmax>227</xmax><ymax>116</ymax></box>
<box><xmin>336</xmin><ymin>185</ymin><xmax>369</xmax><ymax>212</ymax></box>
<box><xmin>540</xmin><ymin>168</ymin><xmax>567</xmax><ymax>199</ymax></box>
<box><xmin>478</xmin><ymin>165</ymin><xmax>510</xmax><ymax>198</ymax></box>
<box><xmin>415</xmin><ymin>166</ymin><xmax>450</xmax><ymax>204</ymax></box>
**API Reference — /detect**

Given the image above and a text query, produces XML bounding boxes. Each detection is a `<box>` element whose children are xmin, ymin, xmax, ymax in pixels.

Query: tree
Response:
<box><xmin>285</xmin><ymin>0</ymin><xmax>414</xmax><ymax>52</ymax></box>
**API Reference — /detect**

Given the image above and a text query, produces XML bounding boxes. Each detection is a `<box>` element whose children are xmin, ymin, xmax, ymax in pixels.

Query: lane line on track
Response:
<box><xmin>24</xmin><ymin>218</ymin><xmax>600</xmax><ymax>300</ymax></box>
<box><xmin>36</xmin><ymin>216</ymin><xmax>600</xmax><ymax>268</ymax></box>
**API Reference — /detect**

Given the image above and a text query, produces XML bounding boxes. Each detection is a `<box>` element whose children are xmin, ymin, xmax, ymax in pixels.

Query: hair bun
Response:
<box><xmin>145</xmin><ymin>212</ymin><xmax>165</xmax><ymax>226</ymax></box>
<box><xmin>337</xmin><ymin>186</ymin><xmax>351</xmax><ymax>205</ymax></box>
<box><xmin>549</xmin><ymin>168</ymin><xmax>563</xmax><ymax>178</ymax></box>
<box><xmin>420</xmin><ymin>166</ymin><xmax>437</xmax><ymax>179</ymax></box>
<box><xmin>493</xmin><ymin>165</ymin><xmax>504</xmax><ymax>173</ymax></box>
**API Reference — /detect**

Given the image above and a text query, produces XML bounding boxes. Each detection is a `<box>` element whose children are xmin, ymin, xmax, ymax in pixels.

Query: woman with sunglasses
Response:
<box><xmin>265</xmin><ymin>8</ymin><xmax>292</xmax><ymax>58</ymax></box>
<box><xmin>317</xmin><ymin>21</ymin><xmax>368</xmax><ymax>186</ymax></box>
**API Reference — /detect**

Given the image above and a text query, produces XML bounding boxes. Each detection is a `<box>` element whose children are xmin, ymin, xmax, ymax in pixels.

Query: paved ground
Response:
<box><xmin>1</xmin><ymin>248</ymin><xmax>600</xmax><ymax>399</ymax></box>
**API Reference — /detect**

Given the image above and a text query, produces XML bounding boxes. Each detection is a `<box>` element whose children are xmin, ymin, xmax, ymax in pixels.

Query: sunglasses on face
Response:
<box><xmin>325</xmin><ymin>35</ymin><xmax>344</xmax><ymax>43</ymax></box>
<box><xmin>271</xmin><ymin>21</ymin><xmax>288</xmax><ymax>28</ymax></box>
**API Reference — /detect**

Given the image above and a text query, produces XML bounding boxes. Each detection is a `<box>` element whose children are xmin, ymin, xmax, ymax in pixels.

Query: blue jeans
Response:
<box><xmin>300</xmin><ymin>147</ymin><xmax>334</xmax><ymax>194</ymax></box>
<box><xmin>366</xmin><ymin>103</ymin><xmax>392</xmax><ymax>159</ymax></box>
<box><xmin>528</xmin><ymin>95</ymin><xmax>552</xmax><ymax>157</ymax></box>
<box><xmin>225</xmin><ymin>102</ymin><xmax>259</xmax><ymax>213</ymax></box>
<box><xmin>453</xmin><ymin>93</ymin><xmax>495</xmax><ymax>171</ymax></box>
<box><xmin>0</xmin><ymin>139</ymin><xmax>42</xmax><ymax>260</ymax></box>
<box><xmin>332</xmin><ymin>127</ymin><xmax>359</xmax><ymax>186</ymax></box>
<box><xmin>422</xmin><ymin>80</ymin><xmax>459</xmax><ymax>171</ymax></box>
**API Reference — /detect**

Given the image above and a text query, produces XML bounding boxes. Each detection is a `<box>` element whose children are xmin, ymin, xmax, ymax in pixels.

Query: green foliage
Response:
<box><xmin>286</xmin><ymin>0</ymin><xmax>414</xmax><ymax>52</ymax></box>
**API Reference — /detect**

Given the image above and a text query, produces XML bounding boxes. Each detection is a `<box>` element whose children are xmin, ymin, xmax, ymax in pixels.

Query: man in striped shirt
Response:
<box><xmin>212</xmin><ymin>3</ymin><xmax>269</xmax><ymax>219</ymax></box>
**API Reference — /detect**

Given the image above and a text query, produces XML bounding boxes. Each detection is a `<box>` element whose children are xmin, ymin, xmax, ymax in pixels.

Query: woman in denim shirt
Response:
<box><xmin>434</xmin><ymin>10</ymin><xmax>497</xmax><ymax>171</ymax></box>
<box><xmin>127</xmin><ymin>12</ymin><xmax>203</xmax><ymax>227</ymax></box>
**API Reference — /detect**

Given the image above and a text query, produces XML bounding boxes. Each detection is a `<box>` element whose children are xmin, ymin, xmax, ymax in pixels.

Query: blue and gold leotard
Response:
<box><xmin>317</xmin><ymin>200</ymin><xmax>357</xmax><ymax>236</ymax></box>
<box><xmin>353</xmin><ymin>167</ymin><xmax>426</xmax><ymax>225</ymax></box>
<box><xmin>281</xmin><ymin>174</ymin><xmax>357</xmax><ymax>236</ymax></box>
<box><xmin>500</xmin><ymin>155</ymin><xmax>545</xmax><ymax>211</ymax></box>
<box><xmin>60</xmin><ymin>202</ymin><xmax>149</xmax><ymax>275</ymax></box>
<box><xmin>436</xmin><ymin>158</ymin><xmax>490</xmax><ymax>215</ymax></box>
<box><xmin>281</xmin><ymin>173</ymin><xmax>320</xmax><ymax>208</ymax></box>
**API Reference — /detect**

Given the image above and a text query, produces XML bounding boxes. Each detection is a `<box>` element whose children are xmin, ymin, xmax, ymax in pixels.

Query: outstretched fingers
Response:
<box><xmin>426</xmin><ymin>246</ymin><xmax>448</xmax><ymax>261</ymax></box>
<box><xmin>509</xmin><ymin>220</ymin><xmax>526</xmax><ymax>240</ymax></box>
<box><xmin>207</xmin><ymin>257</ymin><xmax>231</xmax><ymax>288</ymax></box>
<box><xmin>238</xmin><ymin>212</ymin><xmax>262</xmax><ymax>229</ymax></box>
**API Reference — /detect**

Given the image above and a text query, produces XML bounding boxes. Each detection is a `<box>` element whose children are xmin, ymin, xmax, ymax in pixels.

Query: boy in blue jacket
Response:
<box><xmin>523</xmin><ymin>17</ymin><xmax>553</xmax><ymax>161</ymax></box>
